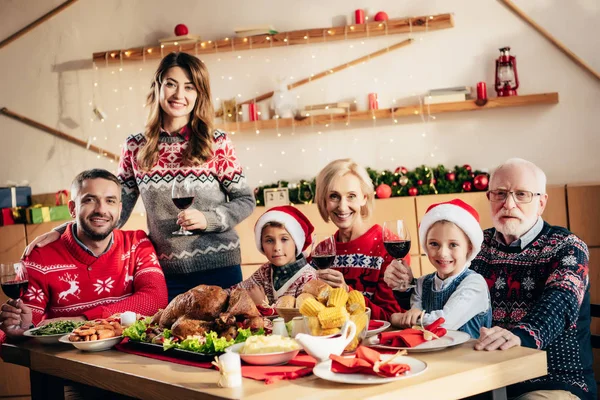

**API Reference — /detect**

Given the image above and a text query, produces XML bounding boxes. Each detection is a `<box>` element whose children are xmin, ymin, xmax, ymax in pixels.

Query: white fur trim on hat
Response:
<box><xmin>419</xmin><ymin>203</ymin><xmax>483</xmax><ymax>263</ymax></box>
<box><xmin>254</xmin><ymin>210</ymin><xmax>306</xmax><ymax>256</ymax></box>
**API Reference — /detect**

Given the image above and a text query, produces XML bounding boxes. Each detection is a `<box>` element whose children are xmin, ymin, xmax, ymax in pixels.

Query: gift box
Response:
<box><xmin>0</xmin><ymin>186</ymin><xmax>32</xmax><ymax>209</ymax></box>
<box><xmin>0</xmin><ymin>207</ymin><xmax>27</xmax><ymax>226</ymax></box>
<box><xmin>49</xmin><ymin>205</ymin><xmax>71</xmax><ymax>222</ymax></box>
<box><xmin>31</xmin><ymin>190</ymin><xmax>69</xmax><ymax>207</ymax></box>
<box><xmin>27</xmin><ymin>206</ymin><xmax>51</xmax><ymax>224</ymax></box>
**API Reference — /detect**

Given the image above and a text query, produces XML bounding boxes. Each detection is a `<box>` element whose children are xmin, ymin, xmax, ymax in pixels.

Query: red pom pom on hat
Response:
<box><xmin>419</xmin><ymin>199</ymin><xmax>483</xmax><ymax>262</ymax></box>
<box><xmin>254</xmin><ymin>206</ymin><xmax>314</xmax><ymax>256</ymax></box>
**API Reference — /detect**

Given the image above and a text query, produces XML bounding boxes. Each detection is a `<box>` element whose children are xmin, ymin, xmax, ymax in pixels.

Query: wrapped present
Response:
<box><xmin>0</xmin><ymin>186</ymin><xmax>32</xmax><ymax>209</ymax></box>
<box><xmin>49</xmin><ymin>205</ymin><xmax>71</xmax><ymax>222</ymax></box>
<box><xmin>31</xmin><ymin>190</ymin><xmax>70</xmax><ymax>207</ymax></box>
<box><xmin>27</xmin><ymin>206</ymin><xmax>51</xmax><ymax>224</ymax></box>
<box><xmin>1</xmin><ymin>207</ymin><xmax>26</xmax><ymax>226</ymax></box>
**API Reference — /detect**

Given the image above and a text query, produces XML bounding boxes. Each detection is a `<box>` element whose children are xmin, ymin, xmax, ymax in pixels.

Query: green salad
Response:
<box><xmin>31</xmin><ymin>320</ymin><xmax>85</xmax><ymax>336</ymax></box>
<box><xmin>122</xmin><ymin>317</ymin><xmax>264</xmax><ymax>354</ymax></box>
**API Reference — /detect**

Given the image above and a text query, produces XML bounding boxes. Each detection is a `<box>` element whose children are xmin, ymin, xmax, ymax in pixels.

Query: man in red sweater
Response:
<box><xmin>0</xmin><ymin>169</ymin><xmax>168</xmax><ymax>339</ymax></box>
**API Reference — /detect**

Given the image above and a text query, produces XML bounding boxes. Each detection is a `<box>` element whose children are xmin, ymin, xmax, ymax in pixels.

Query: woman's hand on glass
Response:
<box><xmin>22</xmin><ymin>231</ymin><xmax>61</xmax><ymax>257</ymax></box>
<box><xmin>0</xmin><ymin>299</ymin><xmax>33</xmax><ymax>337</ymax></box>
<box><xmin>384</xmin><ymin>259</ymin><xmax>414</xmax><ymax>291</ymax></box>
<box><xmin>177</xmin><ymin>209</ymin><xmax>207</xmax><ymax>231</ymax></box>
<box><xmin>316</xmin><ymin>269</ymin><xmax>348</xmax><ymax>291</ymax></box>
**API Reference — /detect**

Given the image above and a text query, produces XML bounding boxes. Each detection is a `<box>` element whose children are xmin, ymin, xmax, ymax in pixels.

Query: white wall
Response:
<box><xmin>0</xmin><ymin>0</ymin><xmax>599</xmax><ymax>195</ymax></box>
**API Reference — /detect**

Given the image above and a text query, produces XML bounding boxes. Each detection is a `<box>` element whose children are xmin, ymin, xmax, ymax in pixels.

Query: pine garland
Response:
<box><xmin>254</xmin><ymin>164</ymin><xmax>489</xmax><ymax>205</ymax></box>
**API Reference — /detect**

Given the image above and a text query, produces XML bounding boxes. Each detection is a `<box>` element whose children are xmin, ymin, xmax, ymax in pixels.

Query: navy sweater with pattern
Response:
<box><xmin>471</xmin><ymin>222</ymin><xmax>595</xmax><ymax>400</ymax></box>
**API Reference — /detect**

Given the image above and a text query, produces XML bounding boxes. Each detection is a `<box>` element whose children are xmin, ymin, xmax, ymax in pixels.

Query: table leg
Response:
<box><xmin>491</xmin><ymin>387</ymin><xmax>508</xmax><ymax>400</ymax></box>
<box><xmin>30</xmin><ymin>370</ymin><xmax>65</xmax><ymax>400</ymax></box>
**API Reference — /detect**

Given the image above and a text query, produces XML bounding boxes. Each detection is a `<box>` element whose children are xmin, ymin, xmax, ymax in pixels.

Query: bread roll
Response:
<box><xmin>295</xmin><ymin>292</ymin><xmax>315</xmax><ymax>309</ymax></box>
<box><xmin>275</xmin><ymin>295</ymin><xmax>296</xmax><ymax>308</ymax></box>
<box><xmin>302</xmin><ymin>279</ymin><xmax>331</xmax><ymax>304</ymax></box>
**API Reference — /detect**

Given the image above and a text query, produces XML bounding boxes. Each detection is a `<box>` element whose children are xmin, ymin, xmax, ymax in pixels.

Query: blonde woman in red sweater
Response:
<box><xmin>313</xmin><ymin>159</ymin><xmax>407</xmax><ymax>321</ymax></box>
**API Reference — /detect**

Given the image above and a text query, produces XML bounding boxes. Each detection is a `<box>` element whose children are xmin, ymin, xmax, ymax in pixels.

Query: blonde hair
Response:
<box><xmin>137</xmin><ymin>52</ymin><xmax>215</xmax><ymax>171</ymax></box>
<box><xmin>490</xmin><ymin>158</ymin><xmax>547</xmax><ymax>194</ymax></box>
<box><xmin>315</xmin><ymin>158</ymin><xmax>374</xmax><ymax>222</ymax></box>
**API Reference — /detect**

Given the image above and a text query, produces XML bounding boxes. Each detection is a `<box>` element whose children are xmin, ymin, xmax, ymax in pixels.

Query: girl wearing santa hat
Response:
<box><xmin>230</xmin><ymin>205</ymin><xmax>317</xmax><ymax>306</ymax></box>
<box><xmin>391</xmin><ymin>199</ymin><xmax>492</xmax><ymax>338</ymax></box>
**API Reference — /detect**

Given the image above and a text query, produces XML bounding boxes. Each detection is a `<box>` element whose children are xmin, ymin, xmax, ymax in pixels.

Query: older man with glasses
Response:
<box><xmin>385</xmin><ymin>158</ymin><xmax>595</xmax><ymax>400</ymax></box>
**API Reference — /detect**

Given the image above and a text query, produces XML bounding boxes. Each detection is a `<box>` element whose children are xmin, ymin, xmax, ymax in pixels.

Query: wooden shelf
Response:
<box><xmin>214</xmin><ymin>93</ymin><xmax>559</xmax><ymax>133</ymax></box>
<box><xmin>92</xmin><ymin>13</ymin><xmax>454</xmax><ymax>66</ymax></box>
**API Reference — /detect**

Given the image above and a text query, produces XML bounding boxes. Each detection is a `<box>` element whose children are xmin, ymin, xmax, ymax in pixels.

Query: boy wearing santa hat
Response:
<box><xmin>391</xmin><ymin>199</ymin><xmax>492</xmax><ymax>338</ymax></box>
<box><xmin>230</xmin><ymin>205</ymin><xmax>317</xmax><ymax>307</ymax></box>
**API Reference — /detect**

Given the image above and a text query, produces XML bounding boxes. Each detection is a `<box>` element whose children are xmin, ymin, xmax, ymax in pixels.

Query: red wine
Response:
<box><xmin>312</xmin><ymin>255</ymin><xmax>335</xmax><ymax>269</ymax></box>
<box><xmin>172</xmin><ymin>196</ymin><xmax>194</xmax><ymax>210</ymax></box>
<box><xmin>384</xmin><ymin>240</ymin><xmax>411</xmax><ymax>259</ymax></box>
<box><xmin>1</xmin><ymin>280</ymin><xmax>29</xmax><ymax>299</ymax></box>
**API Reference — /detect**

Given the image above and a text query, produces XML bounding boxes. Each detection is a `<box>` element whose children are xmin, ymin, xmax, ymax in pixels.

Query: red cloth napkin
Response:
<box><xmin>378</xmin><ymin>317</ymin><xmax>447</xmax><ymax>348</ymax></box>
<box><xmin>368</xmin><ymin>320</ymin><xmax>385</xmax><ymax>330</ymax></box>
<box><xmin>115</xmin><ymin>340</ymin><xmax>316</xmax><ymax>384</ymax></box>
<box><xmin>330</xmin><ymin>346</ymin><xmax>410</xmax><ymax>377</ymax></box>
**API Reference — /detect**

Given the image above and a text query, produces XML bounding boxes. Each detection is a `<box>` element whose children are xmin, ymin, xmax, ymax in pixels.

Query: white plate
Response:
<box><xmin>313</xmin><ymin>355</ymin><xmax>427</xmax><ymax>384</ymax></box>
<box><xmin>365</xmin><ymin>320</ymin><xmax>391</xmax><ymax>338</ymax></box>
<box><xmin>226</xmin><ymin>342</ymin><xmax>300</xmax><ymax>365</ymax></box>
<box><xmin>58</xmin><ymin>334</ymin><xmax>123</xmax><ymax>352</ymax></box>
<box><xmin>366</xmin><ymin>330</ymin><xmax>471</xmax><ymax>353</ymax></box>
<box><xmin>23</xmin><ymin>328</ymin><xmax>68</xmax><ymax>345</ymax></box>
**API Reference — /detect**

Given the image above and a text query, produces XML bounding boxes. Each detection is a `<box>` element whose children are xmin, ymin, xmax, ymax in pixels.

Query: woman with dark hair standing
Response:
<box><xmin>26</xmin><ymin>52</ymin><xmax>255</xmax><ymax>300</ymax></box>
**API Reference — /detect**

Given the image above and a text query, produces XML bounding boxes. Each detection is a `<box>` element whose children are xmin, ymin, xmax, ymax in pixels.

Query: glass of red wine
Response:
<box><xmin>311</xmin><ymin>234</ymin><xmax>336</xmax><ymax>270</ymax></box>
<box><xmin>382</xmin><ymin>220</ymin><xmax>414</xmax><ymax>290</ymax></box>
<box><xmin>172</xmin><ymin>175</ymin><xmax>195</xmax><ymax>236</ymax></box>
<box><xmin>0</xmin><ymin>262</ymin><xmax>29</xmax><ymax>329</ymax></box>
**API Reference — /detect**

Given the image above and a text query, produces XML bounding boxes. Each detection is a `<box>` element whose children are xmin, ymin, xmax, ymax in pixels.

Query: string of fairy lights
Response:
<box><xmin>86</xmin><ymin>15</ymin><xmax>441</xmax><ymax>189</ymax></box>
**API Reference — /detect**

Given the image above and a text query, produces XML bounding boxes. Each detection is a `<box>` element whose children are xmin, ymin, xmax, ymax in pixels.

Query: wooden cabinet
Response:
<box><xmin>567</xmin><ymin>183</ymin><xmax>600</xmax><ymax>247</ymax></box>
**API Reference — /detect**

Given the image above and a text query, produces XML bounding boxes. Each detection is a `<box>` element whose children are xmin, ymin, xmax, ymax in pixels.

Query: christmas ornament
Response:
<box><xmin>446</xmin><ymin>172</ymin><xmax>456</xmax><ymax>181</ymax></box>
<box><xmin>374</xmin><ymin>11</ymin><xmax>389</xmax><ymax>22</ymax></box>
<box><xmin>473</xmin><ymin>174</ymin><xmax>489</xmax><ymax>191</ymax></box>
<box><xmin>392</xmin><ymin>181</ymin><xmax>398</xmax><ymax>187</ymax></box>
<box><xmin>495</xmin><ymin>47</ymin><xmax>519</xmax><ymax>97</ymax></box>
<box><xmin>431</xmin><ymin>178</ymin><xmax>437</xmax><ymax>185</ymax></box>
<box><xmin>401</xmin><ymin>166</ymin><xmax>408</xmax><ymax>175</ymax></box>
<box><xmin>462</xmin><ymin>181</ymin><xmax>473</xmax><ymax>192</ymax></box>
<box><xmin>399</xmin><ymin>175</ymin><xmax>409</xmax><ymax>186</ymax></box>
<box><xmin>375</xmin><ymin>184</ymin><xmax>392</xmax><ymax>199</ymax></box>
<box><xmin>408</xmin><ymin>187</ymin><xmax>418</xmax><ymax>196</ymax></box>
<box><xmin>175</xmin><ymin>24</ymin><xmax>189</xmax><ymax>36</ymax></box>
<box><xmin>297</xmin><ymin>181</ymin><xmax>314</xmax><ymax>204</ymax></box>
<box><xmin>463</xmin><ymin>164</ymin><xmax>472</xmax><ymax>172</ymax></box>
<box><xmin>470</xmin><ymin>173</ymin><xmax>475</xmax><ymax>178</ymax></box>
<box><xmin>417</xmin><ymin>180</ymin><xmax>423</xmax><ymax>186</ymax></box>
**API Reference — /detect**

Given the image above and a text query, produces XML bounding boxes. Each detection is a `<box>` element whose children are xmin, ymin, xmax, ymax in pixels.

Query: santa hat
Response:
<box><xmin>254</xmin><ymin>205</ymin><xmax>314</xmax><ymax>256</ymax></box>
<box><xmin>419</xmin><ymin>199</ymin><xmax>483</xmax><ymax>262</ymax></box>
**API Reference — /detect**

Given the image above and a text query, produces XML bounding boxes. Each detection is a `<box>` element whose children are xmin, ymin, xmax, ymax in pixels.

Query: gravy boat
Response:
<box><xmin>295</xmin><ymin>320</ymin><xmax>356</xmax><ymax>363</ymax></box>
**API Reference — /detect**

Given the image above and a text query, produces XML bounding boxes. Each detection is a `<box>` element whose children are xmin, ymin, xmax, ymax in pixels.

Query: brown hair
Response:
<box><xmin>137</xmin><ymin>52</ymin><xmax>215</xmax><ymax>170</ymax></box>
<box><xmin>71</xmin><ymin>169</ymin><xmax>121</xmax><ymax>199</ymax></box>
<box><xmin>315</xmin><ymin>158</ymin><xmax>374</xmax><ymax>222</ymax></box>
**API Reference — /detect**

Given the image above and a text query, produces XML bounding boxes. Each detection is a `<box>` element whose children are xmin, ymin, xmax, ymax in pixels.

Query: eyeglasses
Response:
<box><xmin>486</xmin><ymin>190</ymin><xmax>542</xmax><ymax>204</ymax></box>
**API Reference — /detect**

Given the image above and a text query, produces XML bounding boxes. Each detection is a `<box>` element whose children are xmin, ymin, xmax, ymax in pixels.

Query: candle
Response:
<box><xmin>355</xmin><ymin>9</ymin><xmax>365</xmax><ymax>24</ymax></box>
<box><xmin>214</xmin><ymin>352</ymin><xmax>242</xmax><ymax>388</ymax></box>
<box><xmin>477</xmin><ymin>82</ymin><xmax>487</xmax><ymax>100</ymax></box>
<box><xmin>249</xmin><ymin>103</ymin><xmax>258</xmax><ymax>121</ymax></box>
<box><xmin>368</xmin><ymin>93</ymin><xmax>378</xmax><ymax>110</ymax></box>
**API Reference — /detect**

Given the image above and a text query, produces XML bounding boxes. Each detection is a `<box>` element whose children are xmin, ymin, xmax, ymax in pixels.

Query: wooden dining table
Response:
<box><xmin>1</xmin><ymin>339</ymin><xmax>547</xmax><ymax>400</ymax></box>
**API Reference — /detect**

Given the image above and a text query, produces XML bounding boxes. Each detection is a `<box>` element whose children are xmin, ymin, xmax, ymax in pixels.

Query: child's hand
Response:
<box><xmin>391</xmin><ymin>308</ymin><xmax>423</xmax><ymax>328</ymax></box>
<box><xmin>247</xmin><ymin>285</ymin><xmax>268</xmax><ymax>306</ymax></box>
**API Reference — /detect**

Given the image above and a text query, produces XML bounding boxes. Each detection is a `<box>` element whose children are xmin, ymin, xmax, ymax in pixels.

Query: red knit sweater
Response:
<box><xmin>332</xmin><ymin>224</ymin><xmax>407</xmax><ymax>321</ymax></box>
<box><xmin>21</xmin><ymin>225</ymin><xmax>168</xmax><ymax>324</ymax></box>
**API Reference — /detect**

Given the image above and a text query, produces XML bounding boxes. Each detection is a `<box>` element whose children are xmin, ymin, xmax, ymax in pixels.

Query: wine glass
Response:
<box><xmin>311</xmin><ymin>234</ymin><xmax>336</xmax><ymax>270</ymax></box>
<box><xmin>172</xmin><ymin>175</ymin><xmax>195</xmax><ymax>236</ymax></box>
<box><xmin>382</xmin><ymin>220</ymin><xmax>414</xmax><ymax>290</ymax></box>
<box><xmin>0</xmin><ymin>262</ymin><xmax>29</xmax><ymax>329</ymax></box>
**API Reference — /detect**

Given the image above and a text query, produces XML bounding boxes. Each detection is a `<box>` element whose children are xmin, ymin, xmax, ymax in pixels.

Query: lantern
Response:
<box><xmin>495</xmin><ymin>47</ymin><xmax>519</xmax><ymax>97</ymax></box>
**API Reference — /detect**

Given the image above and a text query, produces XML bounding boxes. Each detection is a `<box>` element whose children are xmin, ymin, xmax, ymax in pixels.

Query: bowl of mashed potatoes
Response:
<box><xmin>225</xmin><ymin>335</ymin><xmax>301</xmax><ymax>365</ymax></box>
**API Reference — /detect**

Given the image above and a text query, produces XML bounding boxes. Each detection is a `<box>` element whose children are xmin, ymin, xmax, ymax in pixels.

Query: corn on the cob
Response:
<box><xmin>317</xmin><ymin>306</ymin><xmax>349</xmax><ymax>329</ymax></box>
<box><xmin>346</xmin><ymin>290</ymin><xmax>366</xmax><ymax>314</ymax></box>
<box><xmin>299</xmin><ymin>297</ymin><xmax>325</xmax><ymax>317</ymax></box>
<box><xmin>305</xmin><ymin>316</ymin><xmax>321</xmax><ymax>336</ymax></box>
<box><xmin>319</xmin><ymin>327</ymin><xmax>341</xmax><ymax>336</ymax></box>
<box><xmin>327</xmin><ymin>287</ymin><xmax>349</xmax><ymax>308</ymax></box>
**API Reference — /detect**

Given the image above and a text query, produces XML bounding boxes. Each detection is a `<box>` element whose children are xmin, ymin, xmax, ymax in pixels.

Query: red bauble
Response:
<box><xmin>175</xmin><ymin>24</ymin><xmax>189</xmax><ymax>36</ymax></box>
<box><xmin>446</xmin><ymin>172</ymin><xmax>456</xmax><ymax>181</ymax></box>
<box><xmin>374</xmin><ymin>11</ymin><xmax>389</xmax><ymax>21</ymax></box>
<box><xmin>462</xmin><ymin>181</ymin><xmax>473</xmax><ymax>192</ymax></box>
<box><xmin>431</xmin><ymin>178</ymin><xmax>437</xmax><ymax>185</ymax></box>
<box><xmin>463</xmin><ymin>164</ymin><xmax>472</xmax><ymax>172</ymax></box>
<box><xmin>392</xmin><ymin>181</ymin><xmax>398</xmax><ymax>187</ymax></box>
<box><xmin>408</xmin><ymin>187</ymin><xmax>418</xmax><ymax>196</ymax></box>
<box><xmin>375</xmin><ymin>184</ymin><xmax>392</xmax><ymax>199</ymax></box>
<box><xmin>417</xmin><ymin>180</ymin><xmax>423</xmax><ymax>185</ymax></box>
<box><xmin>473</xmin><ymin>174</ymin><xmax>489</xmax><ymax>191</ymax></box>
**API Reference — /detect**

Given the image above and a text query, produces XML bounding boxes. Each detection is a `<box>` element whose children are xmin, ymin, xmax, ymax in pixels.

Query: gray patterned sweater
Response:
<box><xmin>117</xmin><ymin>129</ymin><xmax>255</xmax><ymax>276</ymax></box>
